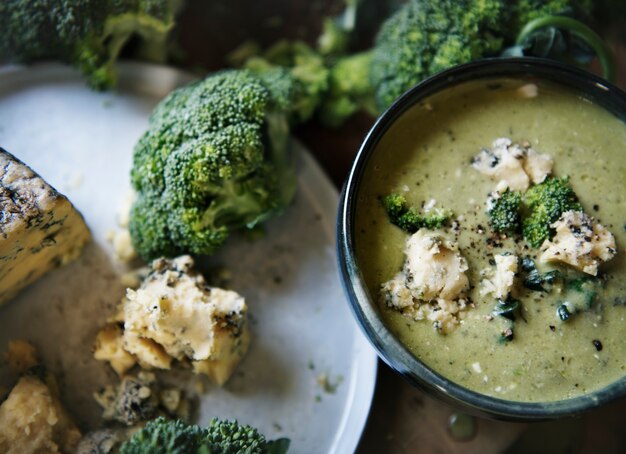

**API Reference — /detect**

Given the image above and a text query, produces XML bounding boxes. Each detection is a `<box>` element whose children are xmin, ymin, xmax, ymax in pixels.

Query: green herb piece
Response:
<box><xmin>520</xmin><ymin>257</ymin><xmax>561</xmax><ymax>292</ymax></box>
<box><xmin>492</xmin><ymin>297</ymin><xmax>520</xmax><ymax>321</ymax></box>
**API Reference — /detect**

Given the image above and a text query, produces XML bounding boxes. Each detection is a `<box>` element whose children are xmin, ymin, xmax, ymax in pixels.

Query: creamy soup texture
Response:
<box><xmin>355</xmin><ymin>78</ymin><xmax>626</xmax><ymax>402</ymax></box>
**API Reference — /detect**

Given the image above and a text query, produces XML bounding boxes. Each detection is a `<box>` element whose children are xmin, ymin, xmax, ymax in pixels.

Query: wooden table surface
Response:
<box><xmin>174</xmin><ymin>2</ymin><xmax>626</xmax><ymax>452</ymax></box>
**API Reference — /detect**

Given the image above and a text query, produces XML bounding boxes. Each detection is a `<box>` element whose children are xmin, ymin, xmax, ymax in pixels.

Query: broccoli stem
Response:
<box><xmin>516</xmin><ymin>15</ymin><xmax>616</xmax><ymax>82</ymax></box>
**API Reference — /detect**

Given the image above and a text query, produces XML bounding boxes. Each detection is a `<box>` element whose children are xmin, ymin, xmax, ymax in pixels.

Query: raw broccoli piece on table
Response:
<box><xmin>231</xmin><ymin>35</ymin><xmax>375</xmax><ymax>128</ymax></box>
<box><xmin>120</xmin><ymin>417</ymin><xmax>290</xmax><ymax>454</ymax></box>
<box><xmin>0</xmin><ymin>0</ymin><xmax>182</xmax><ymax>89</ymax></box>
<box><xmin>522</xmin><ymin>176</ymin><xmax>582</xmax><ymax>247</ymax></box>
<box><xmin>487</xmin><ymin>189</ymin><xmax>523</xmax><ymax>234</ymax></box>
<box><xmin>129</xmin><ymin>68</ymin><xmax>316</xmax><ymax>260</ymax></box>
<box><xmin>242</xmin><ymin>41</ymin><xmax>330</xmax><ymax>124</ymax></box>
<box><xmin>317</xmin><ymin>51</ymin><xmax>376</xmax><ymax>128</ymax></box>
<box><xmin>368</xmin><ymin>0</ymin><xmax>599</xmax><ymax>110</ymax></box>
<box><xmin>381</xmin><ymin>193</ymin><xmax>452</xmax><ymax>233</ymax></box>
<box><xmin>369</xmin><ymin>0</ymin><xmax>509</xmax><ymax>109</ymax></box>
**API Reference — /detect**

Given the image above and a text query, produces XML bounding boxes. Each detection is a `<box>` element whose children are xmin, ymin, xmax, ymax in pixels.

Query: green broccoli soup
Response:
<box><xmin>355</xmin><ymin>78</ymin><xmax>626</xmax><ymax>402</ymax></box>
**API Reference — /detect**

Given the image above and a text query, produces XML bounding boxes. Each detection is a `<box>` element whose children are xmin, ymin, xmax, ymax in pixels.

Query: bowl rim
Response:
<box><xmin>337</xmin><ymin>57</ymin><xmax>626</xmax><ymax>421</ymax></box>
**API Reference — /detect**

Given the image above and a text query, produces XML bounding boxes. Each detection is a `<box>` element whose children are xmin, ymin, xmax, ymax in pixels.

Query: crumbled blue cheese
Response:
<box><xmin>480</xmin><ymin>254</ymin><xmax>518</xmax><ymax>299</ymax></box>
<box><xmin>93</xmin><ymin>371</ymin><xmax>190</xmax><ymax>426</ymax></box>
<box><xmin>382</xmin><ymin>230</ymin><xmax>470</xmax><ymax>333</ymax></box>
<box><xmin>523</xmin><ymin>148</ymin><xmax>553</xmax><ymax>185</ymax></box>
<box><xmin>93</xmin><ymin>323</ymin><xmax>137</xmax><ymax>376</ymax></box>
<box><xmin>0</xmin><ymin>149</ymin><xmax>91</xmax><ymax>305</ymax></box>
<box><xmin>0</xmin><ymin>376</ymin><xmax>82</xmax><ymax>453</ymax></box>
<box><xmin>540</xmin><ymin>210</ymin><xmax>617</xmax><ymax>275</ymax></box>
<box><xmin>471</xmin><ymin>138</ymin><xmax>553</xmax><ymax>192</ymax></box>
<box><xmin>95</xmin><ymin>255</ymin><xmax>250</xmax><ymax>385</ymax></box>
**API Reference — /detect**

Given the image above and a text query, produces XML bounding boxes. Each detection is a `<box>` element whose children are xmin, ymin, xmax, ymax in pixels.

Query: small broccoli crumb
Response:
<box><xmin>316</xmin><ymin>373</ymin><xmax>344</xmax><ymax>394</ymax></box>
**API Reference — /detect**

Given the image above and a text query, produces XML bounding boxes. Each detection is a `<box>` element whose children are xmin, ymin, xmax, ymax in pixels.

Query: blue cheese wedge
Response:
<box><xmin>0</xmin><ymin>148</ymin><xmax>91</xmax><ymax>305</ymax></box>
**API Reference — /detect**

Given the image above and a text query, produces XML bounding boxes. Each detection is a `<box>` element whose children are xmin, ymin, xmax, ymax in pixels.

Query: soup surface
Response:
<box><xmin>355</xmin><ymin>78</ymin><xmax>626</xmax><ymax>402</ymax></box>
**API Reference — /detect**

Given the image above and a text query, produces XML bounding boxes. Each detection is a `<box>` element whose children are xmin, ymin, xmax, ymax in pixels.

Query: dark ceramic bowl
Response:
<box><xmin>337</xmin><ymin>57</ymin><xmax>626</xmax><ymax>421</ymax></box>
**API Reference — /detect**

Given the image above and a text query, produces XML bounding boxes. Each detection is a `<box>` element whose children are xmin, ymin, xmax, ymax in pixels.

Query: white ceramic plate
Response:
<box><xmin>0</xmin><ymin>62</ymin><xmax>377</xmax><ymax>453</ymax></box>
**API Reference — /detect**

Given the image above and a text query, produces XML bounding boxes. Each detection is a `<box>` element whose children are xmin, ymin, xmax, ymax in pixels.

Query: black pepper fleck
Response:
<box><xmin>592</xmin><ymin>339</ymin><xmax>603</xmax><ymax>351</ymax></box>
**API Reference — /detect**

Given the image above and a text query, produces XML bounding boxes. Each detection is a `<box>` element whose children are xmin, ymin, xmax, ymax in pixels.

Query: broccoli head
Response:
<box><xmin>522</xmin><ymin>176</ymin><xmax>582</xmax><ymax>247</ymax></box>
<box><xmin>120</xmin><ymin>417</ymin><xmax>290</xmax><ymax>454</ymax></box>
<box><xmin>370</xmin><ymin>0</ymin><xmax>508</xmax><ymax>109</ymax></box>
<box><xmin>0</xmin><ymin>0</ymin><xmax>181</xmax><ymax>89</ymax></box>
<box><xmin>369</xmin><ymin>0</ymin><xmax>599</xmax><ymax>110</ymax></box>
<box><xmin>381</xmin><ymin>193</ymin><xmax>452</xmax><ymax>233</ymax></box>
<box><xmin>129</xmin><ymin>69</ymin><xmax>303</xmax><ymax>260</ymax></box>
<box><xmin>487</xmin><ymin>190</ymin><xmax>523</xmax><ymax>234</ymax></box>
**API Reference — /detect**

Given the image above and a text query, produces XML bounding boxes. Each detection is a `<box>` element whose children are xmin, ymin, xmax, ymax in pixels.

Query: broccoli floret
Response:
<box><xmin>231</xmin><ymin>36</ymin><xmax>377</xmax><ymax>128</ymax></box>
<box><xmin>522</xmin><ymin>176</ymin><xmax>582</xmax><ymax>247</ymax></box>
<box><xmin>317</xmin><ymin>17</ymin><xmax>350</xmax><ymax>57</ymax></box>
<box><xmin>0</xmin><ymin>0</ymin><xmax>180</xmax><ymax>89</ymax></box>
<box><xmin>369</xmin><ymin>0</ymin><xmax>599</xmax><ymax>110</ymax></box>
<box><xmin>129</xmin><ymin>69</ymin><xmax>307</xmax><ymax>260</ymax></box>
<box><xmin>317</xmin><ymin>51</ymin><xmax>376</xmax><ymax>128</ymax></box>
<box><xmin>381</xmin><ymin>193</ymin><xmax>452</xmax><ymax>233</ymax></box>
<box><xmin>243</xmin><ymin>41</ymin><xmax>330</xmax><ymax>124</ymax></box>
<box><xmin>201</xmin><ymin>419</ymin><xmax>270</xmax><ymax>454</ymax></box>
<box><xmin>488</xmin><ymin>190</ymin><xmax>523</xmax><ymax>234</ymax></box>
<box><xmin>370</xmin><ymin>0</ymin><xmax>508</xmax><ymax>109</ymax></box>
<box><xmin>120</xmin><ymin>417</ymin><xmax>290</xmax><ymax>454</ymax></box>
<box><xmin>120</xmin><ymin>417</ymin><xmax>206</xmax><ymax>454</ymax></box>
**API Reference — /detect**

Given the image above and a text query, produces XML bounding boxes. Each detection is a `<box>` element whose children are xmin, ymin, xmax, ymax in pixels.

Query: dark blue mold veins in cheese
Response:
<box><xmin>0</xmin><ymin>148</ymin><xmax>91</xmax><ymax>305</ymax></box>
